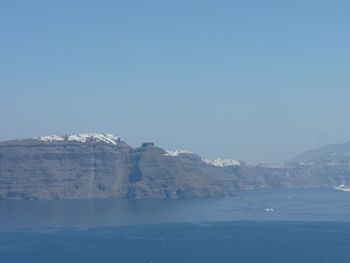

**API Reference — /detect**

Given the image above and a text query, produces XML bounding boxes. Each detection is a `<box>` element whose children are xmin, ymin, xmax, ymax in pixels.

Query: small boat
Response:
<box><xmin>334</xmin><ymin>184</ymin><xmax>350</xmax><ymax>192</ymax></box>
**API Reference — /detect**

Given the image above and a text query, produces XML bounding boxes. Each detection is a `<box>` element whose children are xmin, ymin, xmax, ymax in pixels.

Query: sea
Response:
<box><xmin>1</xmin><ymin>188</ymin><xmax>350</xmax><ymax>263</ymax></box>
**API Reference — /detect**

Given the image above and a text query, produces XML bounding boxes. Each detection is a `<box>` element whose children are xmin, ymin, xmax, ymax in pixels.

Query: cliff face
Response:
<box><xmin>0</xmin><ymin>136</ymin><xmax>237</xmax><ymax>200</ymax></box>
<box><xmin>0</xmin><ymin>138</ymin><xmax>130</xmax><ymax>200</ymax></box>
<box><xmin>1</xmin><ymin>134</ymin><xmax>350</xmax><ymax>200</ymax></box>
<box><xmin>235</xmin><ymin>161</ymin><xmax>350</xmax><ymax>190</ymax></box>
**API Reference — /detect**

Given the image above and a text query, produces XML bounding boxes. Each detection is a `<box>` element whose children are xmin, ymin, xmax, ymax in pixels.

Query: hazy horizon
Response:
<box><xmin>1</xmin><ymin>0</ymin><xmax>349</xmax><ymax>162</ymax></box>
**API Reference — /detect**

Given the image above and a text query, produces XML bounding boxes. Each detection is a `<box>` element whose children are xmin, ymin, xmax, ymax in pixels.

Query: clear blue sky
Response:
<box><xmin>1</xmin><ymin>0</ymin><xmax>349</xmax><ymax>162</ymax></box>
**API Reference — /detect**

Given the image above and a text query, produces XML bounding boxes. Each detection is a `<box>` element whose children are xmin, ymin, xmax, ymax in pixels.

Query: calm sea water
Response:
<box><xmin>1</xmin><ymin>188</ymin><xmax>350</xmax><ymax>262</ymax></box>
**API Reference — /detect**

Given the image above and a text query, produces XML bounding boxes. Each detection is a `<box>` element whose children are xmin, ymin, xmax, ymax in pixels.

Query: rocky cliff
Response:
<box><xmin>0</xmin><ymin>134</ymin><xmax>238</xmax><ymax>200</ymax></box>
<box><xmin>1</xmin><ymin>134</ymin><xmax>350</xmax><ymax>200</ymax></box>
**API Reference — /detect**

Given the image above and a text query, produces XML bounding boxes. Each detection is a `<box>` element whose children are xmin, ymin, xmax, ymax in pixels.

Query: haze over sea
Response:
<box><xmin>1</xmin><ymin>1</ymin><xmax>350</xmax><ymax>262</ymax></box>
<box><xmin>1</xmin><ymin>188</ymin><xmax>350</xmax><ymax>263</ymax></box>
<box><xmin>1</xmin><ymin>0</ymin><xmax>350</xmax><ymax>162</ymax></box>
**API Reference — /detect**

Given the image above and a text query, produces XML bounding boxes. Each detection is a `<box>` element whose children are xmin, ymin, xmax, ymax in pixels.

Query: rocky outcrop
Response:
<box><xmin>1</xmin><ymin>134</ymin><xmax>350</xmax><ymax>200</ymax></box>
<box><xmin>0</xmin><ymin>134</ymin><xmax>237</xmax><ymax>200</ymax></box>
<box><xmin>235</xmin><ymin>161</ymin><xmax>350</xmax><ymax>190</ymax></box>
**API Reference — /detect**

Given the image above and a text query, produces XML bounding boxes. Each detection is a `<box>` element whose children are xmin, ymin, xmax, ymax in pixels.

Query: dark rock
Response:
<box><xmin>2</xmin><ymin>135</ymin><xmax>350</xmax><ymax>200</ymax></box>
<box><xmin>0</xmin><ymin>135</ymin><xmax>237</xmax><ymax>200</ymax></box>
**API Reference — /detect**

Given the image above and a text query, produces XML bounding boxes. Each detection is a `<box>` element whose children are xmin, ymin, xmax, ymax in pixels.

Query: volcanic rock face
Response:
<box><xmin>0</xmin><ymin>134</ymin><xmax>237</xmax><ymax>200</ymax></box>
<box><xmin>217</xmin><ymin>140</ymin><xmax>350</xmax><ymax>191</ymax></box>
<box><xmin>235</xmin><ymin>161</ymin><xmax>350</xmax><ymax>190</ymax></box>
<box><xmin>1</xmin><ymin>134</ymin><xmax>350</xmax><ymax>200</ymax></box>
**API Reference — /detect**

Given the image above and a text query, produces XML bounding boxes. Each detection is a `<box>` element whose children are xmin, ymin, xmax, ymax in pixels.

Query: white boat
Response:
<box><xmin>334</xmin><ymin>184</ymin><xmax>350</xmax><ymax>192</ymax></box>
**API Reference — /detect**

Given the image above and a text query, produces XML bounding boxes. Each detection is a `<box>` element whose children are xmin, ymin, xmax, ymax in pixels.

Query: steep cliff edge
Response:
<box><xmin>1</xmin><ymin>134</ymin><xmax>350</xmax><ymax>200</ymax></box>
<box><xmin>0</xmin><ymin>134</ymin><xmax>237</xmax><ymax>200</ymax></box>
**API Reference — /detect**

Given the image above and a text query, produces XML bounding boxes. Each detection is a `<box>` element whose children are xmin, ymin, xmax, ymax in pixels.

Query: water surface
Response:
<box><xmin>1</xmin><ymin>188</ymin><xmax>350</xmax><ymax>230</ymax></box>
<box><xmin>1</xmin><ymin>188</ymin><xmax>350</xmax><ymax>263</ymax></box>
